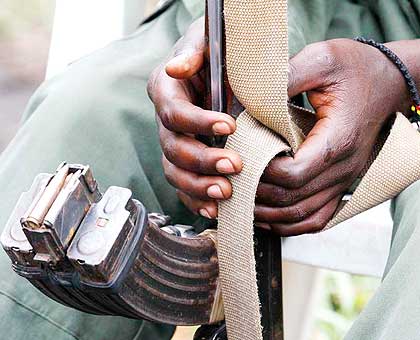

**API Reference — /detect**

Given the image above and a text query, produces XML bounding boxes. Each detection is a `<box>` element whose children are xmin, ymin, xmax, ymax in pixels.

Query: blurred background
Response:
<box><xmin>0</xmin><ymin>0</ymin><xmax>53</xmax><ymax>151</ymax></box>
<box><xmin>0</xmin><ymin>1</ymin><xmax>381</xmax><ymax>339</ymax></box>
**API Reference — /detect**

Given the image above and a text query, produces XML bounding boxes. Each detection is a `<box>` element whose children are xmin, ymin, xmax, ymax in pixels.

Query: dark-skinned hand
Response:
<box><xmin>147</xmin><ymin>18</ymin><xmax>242</xmax><ymax>221</ymax></box>
<box><xmin>255</xmin><ymin>39</ymin><xmax>419</xmax><ymax>236</ymax></box>
<box><xmin>148</xmin><ymin>17</ymin><xmax>420</xmax><ymax>236</ymax></box>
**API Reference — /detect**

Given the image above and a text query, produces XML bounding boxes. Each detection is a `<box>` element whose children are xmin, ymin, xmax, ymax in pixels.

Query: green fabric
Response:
<box><xmin>344</xmin><ymin>180</ymin><xmax>420</xmax><ymax>339</ymax></box>
<box><xmin>0</xmin><ymin>0</ymin><xmax>419</xmax><ymax>339</ymax></box>
<box><xmin>0</xmin><ymin>1</ymin><xmax>200</xmax><ymax>339</ymax></box>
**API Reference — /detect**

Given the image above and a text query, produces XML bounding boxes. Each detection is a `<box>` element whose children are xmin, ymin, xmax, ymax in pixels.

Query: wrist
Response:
<box><xmin>384</xmin><ymin>40</ymin><xmax>420</xmax><ymax>117</ymax></box>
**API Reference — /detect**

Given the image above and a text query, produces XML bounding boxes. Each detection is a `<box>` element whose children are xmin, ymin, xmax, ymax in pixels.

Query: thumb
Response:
<box><xmin>288</xmin><ymin>108</ymin><xmax>352</xmax><ymax>185</ymax></box>
<box><xmin>165</xmin><ymin>49</ymin><xmax>204</xmax><ymax>80</ymax></box>
<box><xmin>288</xmin><ymin>43</ymin><xmax>331</xmax><ymax>98</ymax></box>
<box><xmin>165</xmin><ymin>18</ymin><xmax>205</xmax><ymax>79</ymax></box>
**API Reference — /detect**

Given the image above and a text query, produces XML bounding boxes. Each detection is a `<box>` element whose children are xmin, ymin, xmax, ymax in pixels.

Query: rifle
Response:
<box><xmin>0</xmin><ymin>1</ymin><xmax>284</xmax><ymax>338</ymax></box>
<box><xmin>194</xmin><ymin>1</ymin><xmax>284</xmax><ymax>339</ymax></box>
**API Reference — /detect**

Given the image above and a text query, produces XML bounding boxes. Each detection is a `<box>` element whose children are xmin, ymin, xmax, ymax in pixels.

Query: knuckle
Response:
<box><xmin>273</xmin><ymin>186</ymin><xmax>296</xmax><ymax>205</ymax></box>
<box><xmin>264</xmin><ymin>161</ymin><xmax>279</xmax><ymax>179</ymax></box>
<box><xmin>163</xmin><ymin>166</ymin><xmax>175</xmax><ymax>186</ymax></box>
<box><xmin>291</xmin><ymin>205</ymin><xmax>308</xmax><ymax>222</ymax></box>
<box><xmin>158</xmin><ymin>107</ymin><xmax>176</xmax><ymax>131</ymax></box>
<box><xmin>266</xmin><ymin>159</ymin><xmax>307</xmax><ymax>188</ymax></box>
<box><xmin>161</xmin><ymin>138</ymin><xmax>177</xmax><ymax>163</ymax></box>
<box><xmin>340</xmin><ymin>167</ymin><xmax>355</xmax><ymax>183</ymax></box>
<box><xmin>176</xmin><ymin>189</ymin><xmax>187</xmax><ymax>203</ymax></box>
<box><xmin>162</xmin><ymin>158</ymin><xmax>173</xmax><ymax>180</ymax></box>
<box><xmin>146</xmin><ymin>68</ymin><xmax>159</xmax><ymax>100</ymax></box>
<box><xmin>196</xmin><ymin>146</ymin><xmax>219</xmax><ymax>174</ymax></box>
<box><xmin>283</xmin><ymin>165</ymin><xmax>306</xmax><ymax>188</ymax></box>
<box><xmin>299</xmin><ymin>44</ymin><xmax>313</xmax><ymax>57</ymax></box>
<box><xmin>195</xmin><ymin>148</ymin><xmax>208</xmax><ymax>173</ymax></box>
<box><xmin>266</xmin><ymin>158</ymin><xmax>285</xmax><ymax>177</ymax></box>
<box><xmin>340</xmin><ymin>132</ymin><xmax>359</xmax><ymax>156</ymax></box>
<box><xmin>311</xmin><ymin>215</ymin><xmax>328</xmax><ymax>233</ymax></box>
<box><xmin>161</xmin><ymin>154</ymin><xmax>169</xmax><ymax>168</ymax></box>
<box><xmin>307</xmin><ymin>41</ymin><xmax>341</xmax><ymax>77</ymax></box>
<box><xmin>283</xmin><ymin>188</ymin><xmax>297</xmax><ymax>205</ymax></box>
<box><xmin>180</xmin><ymin>145</ymin><xmax>206</xmax><ymax>174</ymax></box>
<box><xmin>316</xmin><ymin>42</ymin><xmax>338</xmax><ymax>65</ymax></box>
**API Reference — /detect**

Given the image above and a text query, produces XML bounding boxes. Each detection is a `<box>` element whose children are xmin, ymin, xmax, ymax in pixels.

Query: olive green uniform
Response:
<box><xmin>0</xmin><ymin>0</ymin><xmax>419</xmax><ymax>339</ymax></box>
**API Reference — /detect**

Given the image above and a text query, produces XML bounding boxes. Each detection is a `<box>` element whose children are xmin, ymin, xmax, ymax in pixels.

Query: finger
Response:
<box><xmin>150</xmin><ymin>67</ymin><xmax>236</xmax><ymax>136</ymax></box>
<box><xmin>166</xmin><ymin>50</ymin><xmax>205</xmax><ymax>80</ymax></box>
<box><xmin>163</xmin><ymin>155</ymin><xmax>232</xmax><ymax>200</ymax></box>
<box><xmin>254</xmin><ymin>182</ymin><xmax>346</xmax><ymax>223</ymax></box>
<box><xmin>189</xmin><ymin>72</ymin><xmax>206</xmax><ymax>96</ymax></box>
<box><xmin>288</xmin><ymin>41</ymin><xmax>336</xmax><ymax>98</ymax></box>
<box><xmin>177</xmin><ymin>190</ymin><xmax>218</xmax><ymax>219</ymax></box>
<box><xmin>254</xmin><ymin>222</ymin><xmax>272</xmax><ymax>231</ymax></box>
<box><xmin>261</xmin><ymin>116</ymin><xmax>355</xmax><ymax>189</ymax></box>
<box><xmin>264</xmin><ymin>196</ymin><xmax>342</xmax><ymax>237</ymax></box>
<box><xmin>259</xmin><ymin>158</ymin><xmax>354</xmax><ymax>205</ymax></box>
<box><xmin>157</xmin><ymin>99</ymin><xmax>236</xmax><ymax>136</ymax></box>
<box><xmin>287</xmin><ymin>43</ymin><xmax>359</xmax><ymax>187</ymax></box>
<box><xmin>159</xmin><ymin>122</ymin><xmax>242</xmax><ymax>175</ymax></box>
<box><xmin>166</xmin><ymin>18</ymin><xmax>206</xmax><ymax>79</ymax></box>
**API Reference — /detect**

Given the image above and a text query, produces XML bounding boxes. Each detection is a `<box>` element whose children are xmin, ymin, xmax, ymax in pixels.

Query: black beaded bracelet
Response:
<box><xmin>354</xmin><ymin>37</ymin><xmax>420</xmax><ymax>122</ymax></box>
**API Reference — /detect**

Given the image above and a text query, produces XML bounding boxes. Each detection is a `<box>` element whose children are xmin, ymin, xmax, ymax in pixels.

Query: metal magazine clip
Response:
<box><xmin>1</xmin><ymin>173</ymin><xmax>52</xmax><ymax>272</ymax></box>
<box><xmin>20</xmin><ymin>163</ymin><xmax>101</xmax><ymax>265</ymax></box>
<box><xmin>2</xmin><ymin>163</ymin><xmax>224</xmax><ymax>324</ymax></box>
<box><xmin>67</xmin><ymin>186</ymin><xmax>148</xmax><ymax>293</ymax></box>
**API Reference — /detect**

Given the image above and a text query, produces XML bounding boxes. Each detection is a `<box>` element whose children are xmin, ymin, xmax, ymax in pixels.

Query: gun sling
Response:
<box><xmin>2</xmin><ymin>0</ymin><xmax>420</xmax><ymax>339</ymax></box>
<box><xmin>217</xmin><ymin>0</ymin><xmax>420</xmax><ymax>339</ymax></box>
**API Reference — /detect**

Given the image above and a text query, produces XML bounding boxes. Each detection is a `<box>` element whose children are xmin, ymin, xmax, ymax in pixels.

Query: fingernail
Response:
<box><xmin>212</xmin><ymin>122</ymin><xmax>232</xmax><ymax>135</ymax></box>
<box><xmin>216</xmin><ymin>159</ymin><xmax>235</xmax><ymax>174</ymax></box>
<box><xmin>207</xmin><ymin>185</ymin><xmax>225</xmax><ymax>199</ymax></box>
<box><xmin>182</xmin><ymin>61</ymin><xmax>191</xmax><ymax>72</ymax></box>
<box><xmin>199</xmin><ymin>208</ymin><xmax>212</xmax><ymax>219</ymax></box>
<box><xmin>167</xmin><ymin>54</ymin><xmax>190</xmax><ymax>72</ymax></box>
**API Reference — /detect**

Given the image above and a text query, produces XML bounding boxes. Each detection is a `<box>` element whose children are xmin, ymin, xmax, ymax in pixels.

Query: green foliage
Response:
<box><xmin>313</xmin><ymin>272</ymin><xmax>380</xmax><ymax>340</ymax></box>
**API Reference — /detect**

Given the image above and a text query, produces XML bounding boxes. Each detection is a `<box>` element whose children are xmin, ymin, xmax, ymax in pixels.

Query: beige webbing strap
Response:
<box><xmin>218</xmin><ymin>2</ymin><xmax>290</xmax><ymax>340</ymax></box>
<box><xmin>218</xmin><ymin>114</ymin><xmax>290</xmax><ymax>340</ymax></box>
<box><xmin>217</xmin><ymin>1</ymin><xmax>420</xmax><ymax>340</ymax></box>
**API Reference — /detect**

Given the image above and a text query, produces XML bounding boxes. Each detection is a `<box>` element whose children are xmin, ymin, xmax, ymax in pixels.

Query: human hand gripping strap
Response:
<box><xmin>217</xmin><ymin>1</ymin><xmax>420</xmax><ymax>340</ymax></box>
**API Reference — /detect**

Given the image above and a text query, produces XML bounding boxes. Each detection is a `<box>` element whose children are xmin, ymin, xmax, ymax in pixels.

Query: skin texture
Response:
<box><xmin>148</xmin><ymin>17</ymin><xmax>420</xmax><ymax>236</ymax></box>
